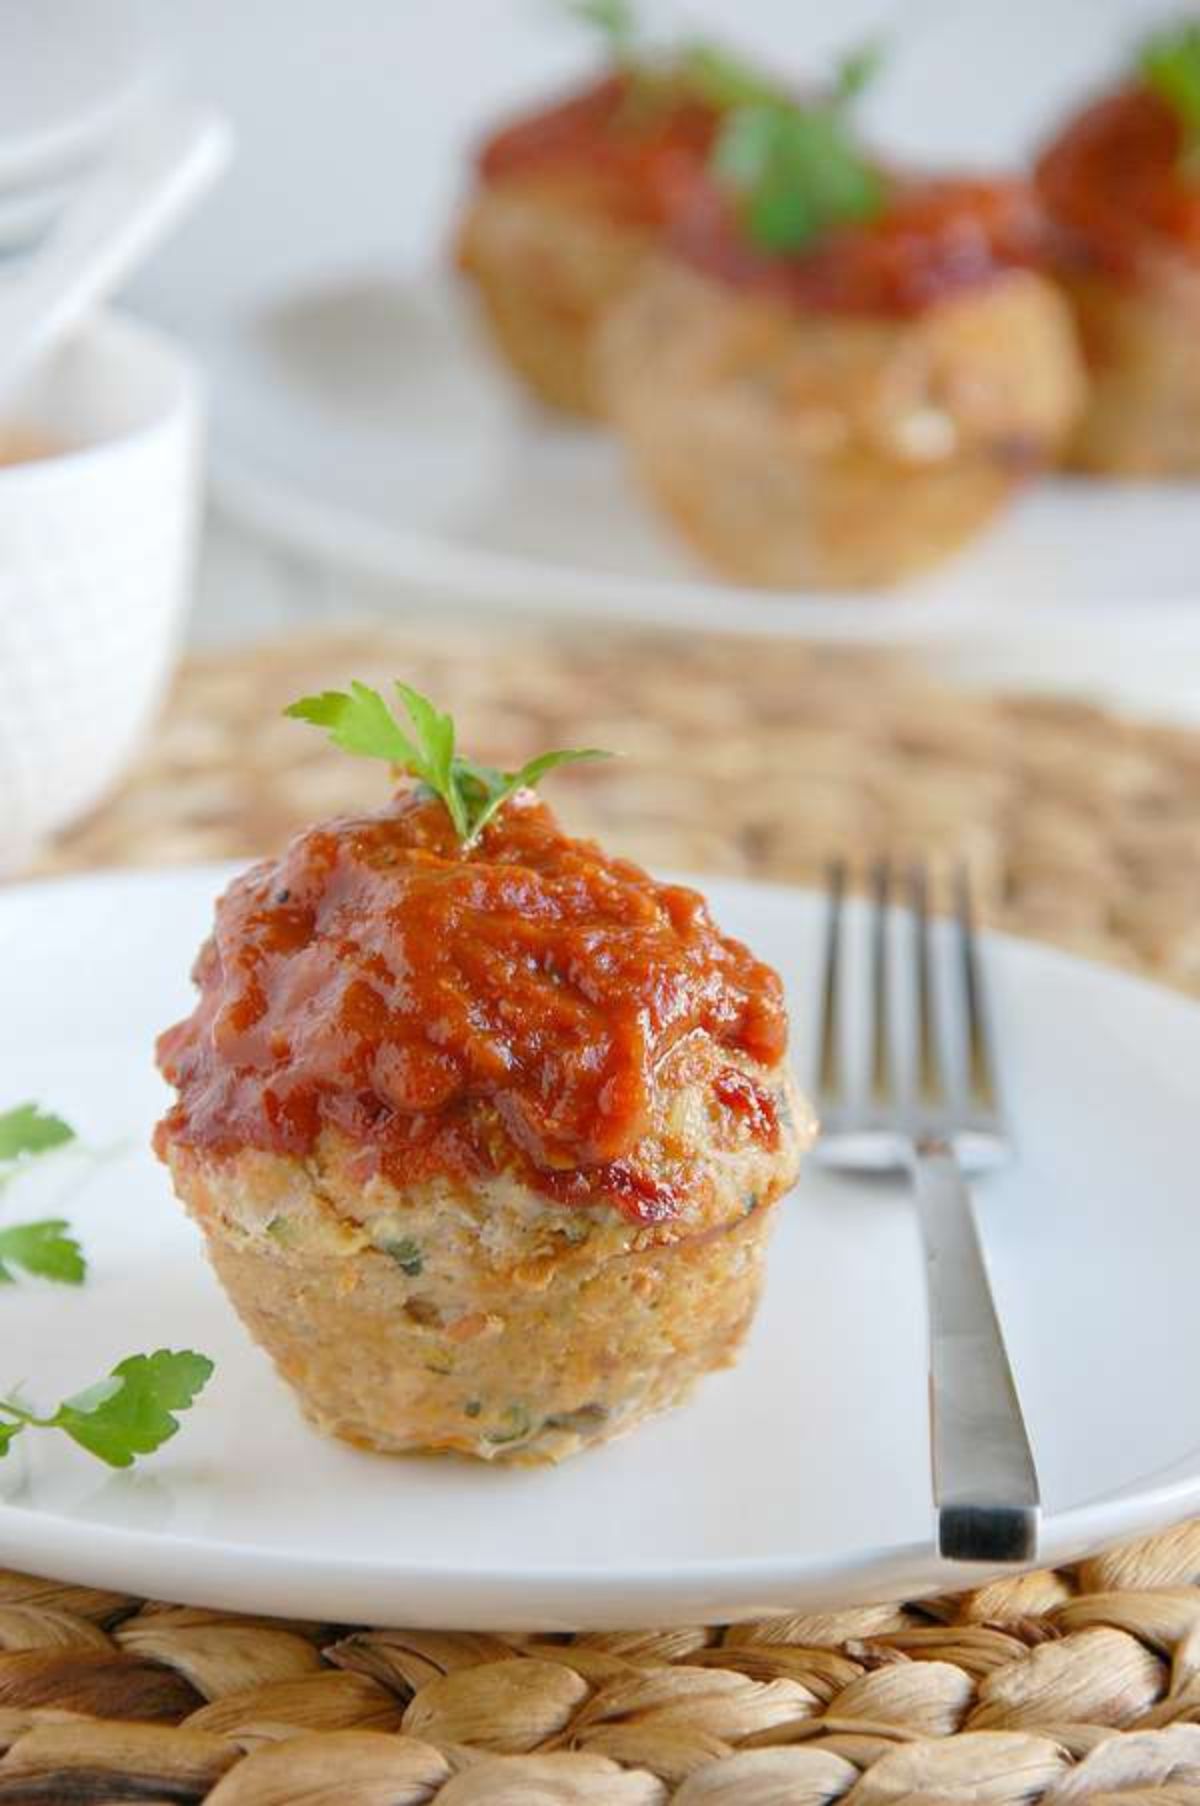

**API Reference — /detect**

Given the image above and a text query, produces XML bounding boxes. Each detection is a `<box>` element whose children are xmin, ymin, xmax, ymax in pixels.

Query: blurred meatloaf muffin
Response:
<box><xmin>598</xmin><ymin>172</ymin><xmax>1085</xmax><ymax>588</ymax></box>
<box><xmin>1036</xmin><ymin>26</ymin><xmax>1200</xmax><ymax>475</ymax></box>
<box><xmin>457</xmin><ymin>70</ymin><xmax>720</xmax><ymax>416</ymax></box>
<box><xmin>155</xmin><ymin>789</ymin><xmax>810</xmax><ymax>1462</ymax></box>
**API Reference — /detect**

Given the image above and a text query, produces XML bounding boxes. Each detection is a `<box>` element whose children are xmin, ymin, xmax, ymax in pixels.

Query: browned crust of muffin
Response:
<box><xmin>161</xmin><ymin>1052</ymin><xmax>809</xmax><ymax>1462</ymax></box>
<box><xmin>456</xmin><ymin>171</ymin><xmax>655</xmax><ymax>417</ymax></box>
<box><xmin>169</xmin><ymin>1153</ymin><xmax>783</xmax><ymax>1462</ymax></box>
<box><xmin>597</xmin><ymin>259</ymin><xmax>1086</xmax><ymax>588</ymax></box>
<box><xmin>1054</xmin><ymin>261</ymin><xmax>1200</xmax><ymax>475</ymax></box>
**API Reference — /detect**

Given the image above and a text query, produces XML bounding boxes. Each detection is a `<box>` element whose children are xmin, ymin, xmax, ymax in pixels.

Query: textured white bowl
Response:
<box><xmin>0</xmin><ymin>310</ymin><xmax>202</xmax><ymax>867</ymax></box>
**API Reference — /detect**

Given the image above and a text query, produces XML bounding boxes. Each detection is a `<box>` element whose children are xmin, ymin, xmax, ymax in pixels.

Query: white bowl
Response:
<box><xmin>0</xmin><ymin>310</ymin><xmax>202</xmax><ymax>868</ymax></box>
<box><xmin>0</xmin><ymin>0</ymin><xmax>155</xmax><ymax>193</ymax></box>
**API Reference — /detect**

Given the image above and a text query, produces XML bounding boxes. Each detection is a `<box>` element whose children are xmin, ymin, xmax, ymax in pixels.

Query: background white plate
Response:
<box><xmin>121</xmin><ymin>0</ymin><xmax>1200</xmax><ymax>709</ymax></box>
<box><xmin>201</xmin><ymin>268</ymin><xmax>1200</xmax><ymax>661</ymax></box>
<box><xmin>2</xmin><ymin>863</ymin><xmax>1199</xmax><ymax>1630</ymax></box>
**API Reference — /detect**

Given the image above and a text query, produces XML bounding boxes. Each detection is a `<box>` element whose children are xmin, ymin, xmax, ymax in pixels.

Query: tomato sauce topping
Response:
<box><xmin>1036</xmin><ymin>85</ymin><xmax>1200</xmax><ymax>278</ymax></box>
<box><xmin>155</xmin><ymin>791</ymin><xmax>787</xmax><ymax>1222</ymax></box>
<box><xmin>667</xmin><ymin>171</ymin><xmax>1046</xmax><ymax>316</ymax></box>
<box><xmin>476</xmin><ymin>72</ymin><xmax>720</xmax><ymax>227</ymax></box>
<box><xmin>713</xmin><ymin>1067</ymin><xmax>780</xmax><ymax>1150</ymax></box>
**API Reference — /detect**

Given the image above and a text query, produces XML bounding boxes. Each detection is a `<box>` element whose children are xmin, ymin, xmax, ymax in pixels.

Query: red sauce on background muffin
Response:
<box><xmin>668</xmin><ymin>171</ymin><xmax>1047</xmax><ymax>317</ymax></box>
<box><xmin>155</xmin><ymin>790</ymin><xmax>786</xmax><ymax>1222</ymax></box>
<box><xmin>476</xmin><ymin>72</ymin><xmax>720</xmax><ymax>227</ymax></box>
<box><xmin>1036</xmin><ymin>85</ymin><xmax>1200</xmax><ymax>278</ymax></box>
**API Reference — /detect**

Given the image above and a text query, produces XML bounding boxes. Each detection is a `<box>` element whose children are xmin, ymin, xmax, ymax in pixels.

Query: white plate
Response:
<box><xmin>3</xmin><ymin>863</ymin><xmax>1199</xmax><ymax>1628</ymax></box>
<box><xmin>200</xmin><ymin>272</ymin><xmax>1200</xmax><ymax>686</ymax></box>
<box><xmin>0</xmin><ymin>176</ymin><xmax>75</xmax><ymax>255</ymax></box>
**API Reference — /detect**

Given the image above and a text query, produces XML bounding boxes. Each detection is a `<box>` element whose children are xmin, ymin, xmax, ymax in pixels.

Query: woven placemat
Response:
<box><xmin>9</xmin><ymin>619</ymin><xmax>1200</xmax><ymax>1803</ymax></box>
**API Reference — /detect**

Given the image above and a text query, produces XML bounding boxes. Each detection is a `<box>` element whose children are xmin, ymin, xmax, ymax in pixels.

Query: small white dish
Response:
<box><xmin>0</xmin><ymin>312</ymin><xmax>203</xmax><ymax>869</ymax></box>
<box><xmin>198</xmin><ymin>270</ymin><xmax>1200</xmax><ymax>716</ymax></box>
<box><xmin>2</xmin><ymin>863</ymin><xmax>1198</xmax><ymax>1631</ymax></box>
<box><xmin>0</xmin><ymin>102</ymin><xmax>233</xmax><ymax>408</ymax></box>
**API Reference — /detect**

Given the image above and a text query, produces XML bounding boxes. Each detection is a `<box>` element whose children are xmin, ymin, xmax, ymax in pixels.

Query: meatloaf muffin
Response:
<box><xmin>1036</xmin><ymin>27</ymin><xmax>1200</xmax><ymax>475</ymax></box>
<box><xmin>155</xmin><ymin>782</ymin><xmax>809</xmax><ymax>1463</ymax></box>
<box><xmin>457</xmin><ymin>70</ymin><xmax>720</xmax><ymax>416</ymax></box>
<box><xmin>599</xmin><ymin>170</ymin><xmax>1084</xmax><ymax>589</ymax></box>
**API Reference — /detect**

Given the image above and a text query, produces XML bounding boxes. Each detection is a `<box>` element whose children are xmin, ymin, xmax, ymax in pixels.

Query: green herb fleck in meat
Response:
<box><xmin>486</xmin><ymin>1403</ymin><xmax>533</xmax><ymax>1444</ymax></box>
<box><xmin>383</xmin><ymin>1236</ymin><xmax>424</xmax><ymax>1276</ymax></box>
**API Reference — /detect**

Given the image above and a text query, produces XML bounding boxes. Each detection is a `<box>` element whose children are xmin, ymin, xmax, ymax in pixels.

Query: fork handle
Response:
<box><xmin>910</xmin><ymin>1140</ymin><xmax>1041</xmax><ymax>1564</ymax></box>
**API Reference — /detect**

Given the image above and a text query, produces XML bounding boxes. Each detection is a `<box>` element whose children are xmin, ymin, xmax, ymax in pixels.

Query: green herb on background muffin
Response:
<box><xmin>710</xmin><ymin>59</ymin><xmax>884</xmax><ymax>255</ymax></box>
<box><xmin>1141</xmin><ymin>19</ymin><xmax>1200</xmax><ymax>175</ymax></box>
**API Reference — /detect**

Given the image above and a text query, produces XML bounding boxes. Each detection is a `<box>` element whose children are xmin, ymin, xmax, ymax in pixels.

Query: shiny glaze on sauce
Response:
<box><xmin>477</xmin><ymin>72</ymin><xmax>719</xmax><ymax>227</ymax></box>
<box><xmin>669</xmin><ymin>172</ymin><xmax>1047</xmax><ymax>316</ymax></box>
<box><xmin>1036</xmin><ymin>85</ymin><xmax>1200</xmax><ymax>278</ymax></box>
<box><xmin>155</xmin><ymin>791</ymin><xmax>787</xmax><ymax>1222</ymax></box>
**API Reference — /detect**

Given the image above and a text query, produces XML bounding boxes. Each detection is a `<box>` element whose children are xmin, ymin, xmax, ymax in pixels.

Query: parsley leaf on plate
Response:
<box><xmin>0</xmin><ymin>1103</ymin><xmax>86</xmax><ymax>1284</ymax></box>
<box><xmin>56</xmin><ymin>1350</ymin><xmax>214</xmax><ymax>1467</ymax></box>
<box><xmin>0</xmin><ymin>1350</ymin><xmax>215</xmax><ymax>1469</ymax></box>
<box><xmin>0</xmin><ymin>1103</ymin><xmax>75</xmax><ymax>1164</ymax></box>
<box><xmin>0</xmin><ymin>1219</ymin><xmax>86</xmax><ymax>1286</ymax></box>
<box><xmin>286</xmin><ymin>680</ymin><xmax>610</xmax><ymax>848</ymax></box>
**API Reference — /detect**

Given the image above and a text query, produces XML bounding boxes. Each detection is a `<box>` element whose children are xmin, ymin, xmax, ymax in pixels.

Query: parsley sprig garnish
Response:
<box><xmin>286</xmin><ymin>680</ymin><xmax>610</xmax><ymax>848</ymax></box>
<box><xmin>0</xmin><ymin>1351</ymin><xmax>214</xmax><ymax>1468</ymax></box>
<box><xmin>677</xmin><ymin>42</ymin><xmax>789</xmax><ymax>112</ymax></box>
<box><xmin>560</xmin><ymin>0</ymin><xmax>880</xmax><ymax>184</ymax></box>
<box><xmin>832</xmin><ymin>41</ymin><xmax>885</xmax><ymax>106</ymax></box>
<box><xmin>0</xmin><ymin>1220</ymin><xmax>85</xmax><ymax>1286</ymax></box>
<box><xmin>0</xmin><ymin>1102</ymin><xmax>216</xmax><ymax>1466</ymax></box>
<box><xmin>1141</xmin><ymin>20</ymin><xmax>1200</xmax><ymax>176</ymax></box>
<box><xmin>0</xmin><ymin>1101</ymin><xmax>84</xmax><ymax>1287</ymax></box>
<box><xmin>0</xmin><ymin>1102</ymin><xmax>74</xmax><ymax>1169</ymax></box>
<box><xmin>564</xmin><ymin>0</ymin><xmax>639</xmax><ymax>63</ymax></box>
<box><xmin>710</xmin><ymin>42</ymin><xmax>884</xmax><ymax>255</ymax></box>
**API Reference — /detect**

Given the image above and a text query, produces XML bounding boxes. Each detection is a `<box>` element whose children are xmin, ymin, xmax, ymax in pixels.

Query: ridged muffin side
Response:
<box><xmin>598</xmin><ymin>258</ymin><xmax>1085</xmax><ymax>589</ymax></box>
<box><xmin>162</xmin><ymin>1053</ymin><xmax>810</xmax><ymax>1462</ymax></box>
<box><xmin>457</xmin><ymin>172</ymin><xmax>654</xmax><ymax>417</ymax></box>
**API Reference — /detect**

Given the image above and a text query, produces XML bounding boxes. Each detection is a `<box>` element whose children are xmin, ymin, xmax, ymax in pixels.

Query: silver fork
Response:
<box><xmin>813</xmin><ymin>858</ymin><xmax>1040</xmax><ymax>1565</ymax></box>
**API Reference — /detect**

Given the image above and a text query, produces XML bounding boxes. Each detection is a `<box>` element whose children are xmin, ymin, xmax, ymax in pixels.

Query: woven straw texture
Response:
<box><xmin>11</xmin><ymin>619</ymin><xmax>1200</xmax><ymax>1803</ymax></box>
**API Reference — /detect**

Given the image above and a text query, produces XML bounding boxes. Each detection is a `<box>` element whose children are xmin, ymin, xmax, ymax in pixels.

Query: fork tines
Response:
<box><xmin>815</xmin><ymin>858</ymin><xmax>1004</xmax><ymax>1161</ymax></box>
